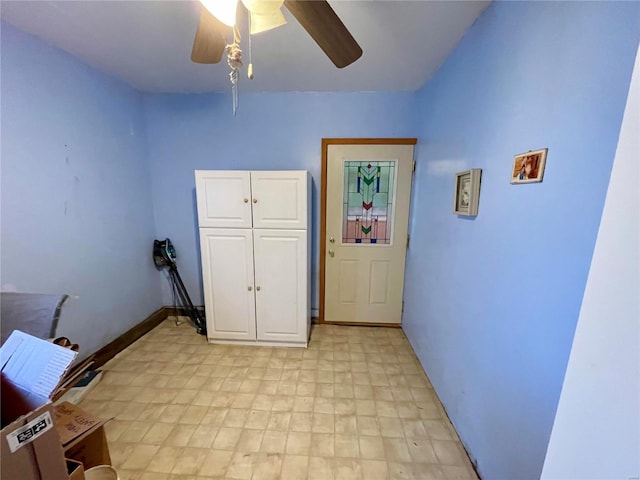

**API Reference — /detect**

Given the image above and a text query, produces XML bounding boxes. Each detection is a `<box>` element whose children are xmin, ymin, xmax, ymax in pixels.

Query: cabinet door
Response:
<box><xmin>253</xmin><ymin>230</ymin><xmax>308</xmax><ymax>343</ymax></box>
<box><xmin>250</xmin><ymin>171</ymin><xmax>308</xmax><ymax>230</ymax></box>
<box><xmin>195</xmin><ymin>171</ymin><xmax>252</xmax><ymax>228</ymax></box>
<box><xmin>200</xmin><ymin>228</ymin><xmax>256</xmax><ymax>341</ymax></box>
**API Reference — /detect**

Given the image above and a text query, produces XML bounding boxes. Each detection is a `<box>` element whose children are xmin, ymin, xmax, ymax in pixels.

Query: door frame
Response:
<box><xmin>319</xmin><ymin>138</ymin><xmax>418</xmax><ymax>325</ymax></box>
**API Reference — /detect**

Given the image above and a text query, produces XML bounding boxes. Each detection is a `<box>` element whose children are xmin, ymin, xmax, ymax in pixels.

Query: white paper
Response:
<box><xmin>0</xmin><ymin>330</ymin><xmax>77</xmax><ymax>397</ymax></box>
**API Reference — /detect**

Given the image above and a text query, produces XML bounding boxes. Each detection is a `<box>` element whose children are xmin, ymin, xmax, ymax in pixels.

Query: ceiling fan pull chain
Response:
<box><xmin>248</xmin><ymin>14</ymin><xmax>254</xmax><ymax>80</ymax></box>
<box><xmin>226</xmin><ymin>40</ymin><xmax>243</xmax><ymax>116</ymax></box>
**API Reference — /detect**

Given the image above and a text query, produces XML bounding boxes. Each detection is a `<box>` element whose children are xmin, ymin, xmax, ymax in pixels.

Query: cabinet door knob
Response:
<box><xmin>328</xmin><ymin>249</ymin><xmax>335</xmax><ymax>257</ymax></box>
<box><xmin>243</xmin><ymin>198</ymin><xmax>249</xmax><ymax>203</ymax></box>
<box><xmin>248</xmin><ymin>286</ymin><xmax>253</xmax><ymax>291</ymax></box>
<box><xmin>256</xmin><ymin>286</ymin><xmax>261</xmax><ymax>291</ymax></box>
<box><xmin>253</xmin><ymin>198</ymin><xmax>258</xmax><ymax>204</ymax></box>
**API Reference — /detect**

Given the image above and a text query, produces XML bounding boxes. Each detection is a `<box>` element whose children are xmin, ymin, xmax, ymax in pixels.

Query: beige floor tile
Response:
<box><xmin>178</xmin><ymin>405</ymin><xmax>209</xmax><ymax>425</ymax></box>
<box><xmin>309</xmin><ymin>456</ymin><xmax>334</xmax><ymax>480</ymax></box>
<box><xmin>286</xmin><ymin>431</ymin><xmax>311</xmax><ymax>455</ymax></box>
<box><xmin>197</xmin><ymin>449</ymin><xmax>234</xmax><ymax>477</ymax></box>
<box><xmin>160</xmin><ymin>404</ymin><xmax>188</xmax><ymax>424</ymax></box>
<box><xmin>120</xmin><ymin>444</ymin><xmax>160</xmax><ymax>470</ymax></box>
<box><xmin>267</xmin><ymin>411</ymin><xmax>291</xmax><ymax>431</ymax></box>
<box><xmin>172</xmin><ymin>388</ymin><xmax>200</xmax><ymax>405</ymax></box>
<box><xmin>142</xmin><ymin>422</ymin><xmax>175</xmax><ymax>444</ymax></box>
<box><xmin>171</xmin><ymin>447</ymin><xmax>208</xmax><ymax>475</ymax></box>
<box><xmin>290</xmin><ymin>412</ymin><xmax>313</xmax><ymax>432</ymax></box>
<box><xmin>334</xmin><ymin>434</ymin><xmax>360</xmax><ymax>459</ymax></box>
<box><xmin>334</xmin><ymin>415</ymin><xmax>358</xmax><ymax>435</ymax></box>
<box><xmin>232</xmin><ymin>393</ymin><xmax>257</xmax><ymax>409</ymax></box>
<box><xmin>383</xmin><ymin>438</ymin><xmax>413</xmax><ymax>463</ymax></box>
<box><xmin>441</xmin><ymin>464</ymin><xmax>477</xmax><ymax>479</ymax></box>
<box><xmin>237</xmin><ymin>429</ymin><xmax>264</xmax><ymax>452</ymax></box>
<box><xmin>293</xmin><ymin>396</ymin><xmax>315</xmax><ymax>412</ymax></box>
<box><xmin>314</xmin><ymin>397</ymin><xmax>335</xmax><ymax>414</ymax></box>
<box><xmin>356</xmin><ymin>416</ymin><xmax>380</xmax><ymax>436</ymax></box>
<box><xmin>361</xmin><ymin>459</ymin><xmax>389</xmax><ymax>480</ymax></box>
<box><xmin>432</xmin><ymin>440</ymin><xmax>468</xmax><ymax>466</ymax></box>
<box><xmin>312</xmin><ymin>413</ymin><xmax>335</xmax><ymax>433</ymax></box>
<box><xmin>280</xmin><ymin>454</ymin><xmax>309</xmax><ymax>479</ymax></box>
<box><xmin>251</xmin><ymin>452</ymin><xmax>283</xmax><ymax>480</ymax></box>
<box><xmin>222</xmin><ymin>408</ymin><xmax>250</xmax><ymax>428</ymax></box>
<box><xmin>148</xmin><ymin>445</ymin><xmax>182</xmax><ymax>473</ymax></box>
<box><xmin>260</xmin><ymin>430</ymin><xmax>288</xmax><ymax>453</ymax></box>
<box><xmin>407</xmin><ymin>437</ymin><xmax>438</xmax><ymax>463</ymax></box>
<box><xmin>80</xmin><ymin>320</ymin><xmax>477</xmax><ymax>480</ymax></box>
<box><xmin>109</xmin><ymin>442</ymin><xmax>135</xmax><ymax>468</ymax></box>
<box><xmin>187</xmin><ymin>425</ymin><xmax>218</xmax><ymax>448</ymax></box>
<box><xmin>140</xmin><ymin>473</ymin><xmax>170</xmax><ymax>480</ymax></box>
<box><xmin>331</xmin><ymin>457</ymin><xmax>363</xmax><ymax>479</ymax></box>
<box><xmin>310</xmin><ymin>432</ymin><xmax>335</xmax><ymax>457</ymax></box>
<box><xmin>104</xmin><ymin>419</ymin><xmax>129</xmax><ymax>443</ymax></box>
<box><xmin>212</xmin><ymin>427</ymin><xmax>243</xmax><ymax>450</ymax></box>
<box><xmin>165</xmin><ymin>424</ymin><xmax>197</xmax><ymax>447</ymax></box>
<box><xmin>119</xmin><ymin>421</ymin><xmax>152</xmax><ymax>443</ymax></box>
<box><xmin>379</xmin><ymin>417</ymin><xmax>405</xmax><ymax>438</ymax></box>
<box><xmin>226</xmin><ymin>451</ymin><xmax>257</xmax><ymax>480</ymax></box>
<box><xmin>116</xmin><ymin>469</ymin><xmax>144</xmax><ymax>480</ymax></box>
<box><xmin>359</xmin><ymin>436</ymin><xmax>385</xmax><ymax>460</ymax></box>
<box><xmin>245</xmin><ymin>410</ymin><xmax>271</xmax><ymax>430</ymax></box>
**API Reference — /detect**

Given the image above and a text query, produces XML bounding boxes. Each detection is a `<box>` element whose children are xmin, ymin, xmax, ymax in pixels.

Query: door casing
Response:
<box><xmin>319</xmin><ymin>138</ymin><xmax>417</xmax><ymax>325</ymax></box>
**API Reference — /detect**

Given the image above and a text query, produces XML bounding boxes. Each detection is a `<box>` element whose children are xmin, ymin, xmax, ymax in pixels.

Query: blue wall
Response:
<box><xmin>402</xmin><ymin>2</ymin><xmax>640</xmax><ymax>479</ymax></box>
<box><xmin>143</xmin><ymin>92</ymin><xmax>416</xmax><ymax>311</ymax></box>
<box><xmin>1</xmin><ymin>23</ymin><xmax>162</xmax><ymax>359</ymax></box>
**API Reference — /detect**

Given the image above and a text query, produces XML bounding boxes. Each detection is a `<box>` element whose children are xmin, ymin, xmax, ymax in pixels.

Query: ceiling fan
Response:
<box><xmin>190</xmin><ymin>0</ymin><xmax>363</xmax><ymax>69</ymax></box>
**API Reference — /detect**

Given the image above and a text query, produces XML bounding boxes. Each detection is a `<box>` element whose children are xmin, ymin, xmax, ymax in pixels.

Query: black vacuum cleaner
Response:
<box><xmin>153</xmin><ymin>238</ymin><xmax>207</xmax><ymax>336</ymax></box>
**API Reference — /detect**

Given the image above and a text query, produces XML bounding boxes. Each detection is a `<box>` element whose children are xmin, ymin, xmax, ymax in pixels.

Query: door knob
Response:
<box><xmin>328</xmin><ymin>249</ymin><xmax>335</xmax><ymax>257</ymax></box>
<box><xmin>243</xmin><ymin>198</ymin><xmax>249</xmax><ymax>203</ymax></box>
<box><xmin>253</xmin><ymin>198</ymin><xmax>258</xmax><ymax>204</ymax></box>
<box><xmin>329</xmin><ymin>237</ymin><xmax>335</xmax><ymax>243</ymax></box>
<box><xmin>256</xmin><ymin>286</ymin><xmax>261</xmax><ymax>291</ymax></box>
<box><xmin>248</xmin><ymin>286</ymin><xmax>252</xmax><ymax>291</ymax></box>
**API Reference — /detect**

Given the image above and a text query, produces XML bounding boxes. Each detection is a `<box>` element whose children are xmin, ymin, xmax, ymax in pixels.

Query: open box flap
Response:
<box><xmin>54</xmin><ymin>402</ymin><xmax>109</xmax><ymax>447</ymax></box>
<box><xmin>0</xmin><ymin>331</ymin><xmax>77</xmax><ymax>399</ymax></box>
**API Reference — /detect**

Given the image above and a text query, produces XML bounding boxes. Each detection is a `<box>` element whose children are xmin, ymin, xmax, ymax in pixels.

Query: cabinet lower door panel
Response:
<box><xmin>253</xmin><ymin>230</ymin><xmax>307</xmax><ymax>343</ymax></box>
<box><xmin>200</xmin><ymin>228</ymin><xmax>256</xmax><ymax>341</ymax></box>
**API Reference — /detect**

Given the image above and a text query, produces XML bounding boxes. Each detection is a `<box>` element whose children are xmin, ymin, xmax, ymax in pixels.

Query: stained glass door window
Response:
<box><xmin>342</xmin><ymin>161</ymin><xmax>396</xmax><ymax>244</ymax></box>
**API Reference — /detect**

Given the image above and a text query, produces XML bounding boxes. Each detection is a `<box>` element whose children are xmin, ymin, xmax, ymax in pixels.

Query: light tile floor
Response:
<box><xmin>79</xmin><ymin>318</ymin><xmax>478</xmax><ymax>480</ymax></box>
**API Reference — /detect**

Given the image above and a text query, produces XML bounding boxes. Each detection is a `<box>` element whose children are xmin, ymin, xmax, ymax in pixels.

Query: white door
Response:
<box><xmin>251</xmin><ymin>171</ymin><xmax>308</xmax><ymax>230</ymax></box>
<box><xmin>200</xmin><ymin>228</ymin><xmax>256</xmax><ymax>340</ymax></box>
<box><xmin>253</xmin><ymin>229</ymin><xmax>308</xmax><ymax>343</ymax></box>
<box><xmin>195</xmin><ymin>171</ymin><xmax>252</xmax><ymax>228</ymax></box>
<box><xmin>324</xmin><ymin>143</ymin><xmax>414</xmax><ymax>324</ymax></box>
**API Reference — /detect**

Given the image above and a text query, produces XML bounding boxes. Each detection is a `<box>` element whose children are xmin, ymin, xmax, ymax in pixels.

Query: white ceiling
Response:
<box><xmin>1</xmin><ymin>0</ymin><xmax>489</xmax><ymax>93</ymax></box>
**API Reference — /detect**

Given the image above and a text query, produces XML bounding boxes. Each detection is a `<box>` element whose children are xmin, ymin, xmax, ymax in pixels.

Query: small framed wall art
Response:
<box><xmin>453</xmin><ymin>168</ymin><xmax>482</xmax><ymax>216</ymax></box>
<box><xmin>511</xmin><ymin>148</ymin><xmax>548</xmax><ymax>184</ymax></box>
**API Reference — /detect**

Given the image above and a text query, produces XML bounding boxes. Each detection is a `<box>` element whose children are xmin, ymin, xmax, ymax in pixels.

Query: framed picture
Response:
<box><xmin>453</xmin><ymin>168</ymin><xmax>482</xmax><ymax>216</ymax></box>
<box><xmin>511</xmin><ymin>148</ymin><xmax>548</xmax><ymax>184</ymax></box>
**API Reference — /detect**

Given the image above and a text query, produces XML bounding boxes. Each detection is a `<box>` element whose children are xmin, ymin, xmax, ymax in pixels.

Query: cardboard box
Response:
<box><xmin>54</xmin><ymin>402</ymin><xmax>111</xmax><ymax>470</ymax></box>
<box><xmin>66</xmin><ymin>458</ymin><xmax>85</xmax><ymax>480</ymax></box>
<box><xmin>1</xmin><ymin>331</ymin><xmax>78</xmax><ymax>480</ymax></box>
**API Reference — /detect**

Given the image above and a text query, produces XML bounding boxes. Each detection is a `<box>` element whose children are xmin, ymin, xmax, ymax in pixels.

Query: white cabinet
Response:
<box><xmin>196</xmin><ymin>170</ymin><xmax>307</xmax><ymax>230</ymax></box>
<box><xmin>195</xmin><ymin>170</ymin><xmax>311</xmax><ymax>347</ymax></box>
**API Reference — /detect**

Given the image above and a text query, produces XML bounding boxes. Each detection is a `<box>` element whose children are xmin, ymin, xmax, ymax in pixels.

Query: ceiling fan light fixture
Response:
<box><xmin>200</xmin><ymin>0</ymin><xmax>238</xmax><ymax>27</ymax></box>
<box><xmin>250</xmin><ymin>10</ymin><xmax>287</xmax><ymax>34</ymax></box>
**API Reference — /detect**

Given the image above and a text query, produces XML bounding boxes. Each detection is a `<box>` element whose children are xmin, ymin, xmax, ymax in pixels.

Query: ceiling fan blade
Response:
<box><xmin>283</xmin><ymin>0</ymin><xmax>362</xmax><ymax>68</ymax></box>
<box><xmin>191</xmin><ymin>6</ymin><xmax>229</xmax><ymax>64</ymax></box>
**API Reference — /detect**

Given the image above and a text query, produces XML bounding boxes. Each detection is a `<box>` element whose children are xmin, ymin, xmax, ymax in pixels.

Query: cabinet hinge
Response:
<box><xmin>402</xmin><ymin>301</ymin><xmax>405</xmax><ymax>313</ymax></box>
<box><xmin>412</xmin><ymin>160</ymin><xmax>416</xmax><ymax>173</ymax></box>
<box><xmin>406</xmin><ymin>234</ymin><xmax>410</xmax><ymax>249</ymax></box>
